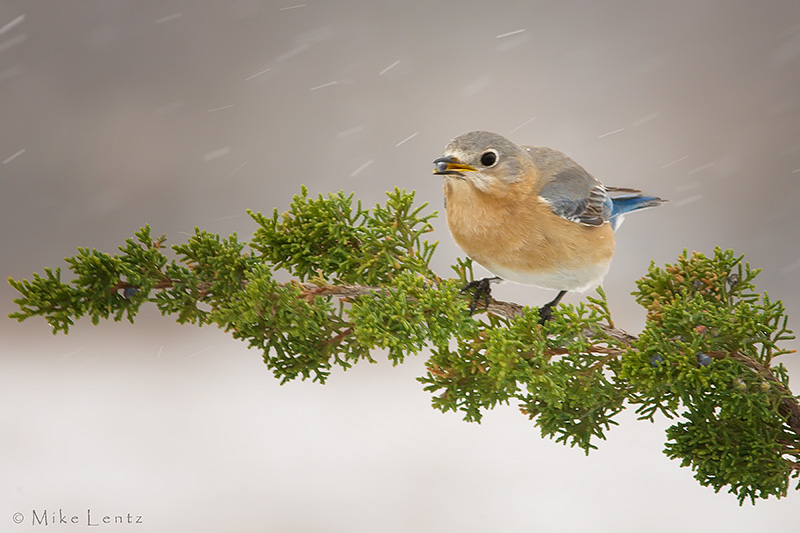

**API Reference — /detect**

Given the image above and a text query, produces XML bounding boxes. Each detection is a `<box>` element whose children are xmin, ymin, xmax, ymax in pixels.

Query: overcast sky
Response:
<box><xmin>2</xmin><ymin>1</ymin><xmax>800</xmax><ymax>531</ymax></box>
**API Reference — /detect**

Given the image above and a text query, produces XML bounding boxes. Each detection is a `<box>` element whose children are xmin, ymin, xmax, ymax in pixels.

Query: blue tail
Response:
<box><xmin>609</xmin><ymin>193</ymin><xmax>665</xmax><ymax>231</ymax></box>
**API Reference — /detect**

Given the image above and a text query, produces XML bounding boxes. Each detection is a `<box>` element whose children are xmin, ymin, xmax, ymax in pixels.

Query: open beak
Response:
<box><xmin>433</xmin><ymin>156</ymin><xmax>477</xmax><ymax>175</ymax></box>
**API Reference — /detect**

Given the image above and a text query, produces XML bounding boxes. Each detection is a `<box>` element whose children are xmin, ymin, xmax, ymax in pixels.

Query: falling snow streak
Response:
<box><xmin>631</xmin><ymin>112</ymin><xmax>659</xmax><ymax>127</ymax></box>
<box><xmin>310</xmin><ymin>81</ymin><xmax>337</xmax><ymax>91</ymax></box>
<box><xmin>245</xmin><ymin>67</ymin><xmax>271</xmax><ymax>81</ymax></box>
<box><xmin>155</xmin><ymin>13</ymin><xmax>181</xmax><ymax>24</ymax></box>
<box><xmin>496</xmin><ymin>29</ymin><xmax>526</xmax><ymax>39</ymax></box>
<box><xmin>598</xmin><ymin>128</ymin><xmax>624</xmax><ymax>138</ymax></box>
<box><xmin>3</xmin><ymin>148</ymin><xmax>25</xmax><ymax>164</ymax></box>
<box><xmin>350</xmin><ymin>160</ymin><xmax>373</xmax><ymax>177</ymax></box>
<box><xmin>379</xmin><ymin>60</ymin><xmax>400</xmax><ymax>75</ymax></box>
<box><xmin>276</xmin><ymin>43</ymin><xmax>311</xmax><ymax>61</ymax></box>
<box><xmin>0</xmin><ymin>14</ymin><xmax>25</xmax><ymax>35</ymax></box>
<box><xmin>208</xmin><ymin>104</ymin><xmax>235</xmax><ymax>112</ymax></box>
<box><xmin>337</xmin><ymin>126</ymin><xmax>364</xmax><ymax>138</ymax></box>
<box><xmin>279</xmin><ymin>4</ymin><xmax>307</xmax><ymax>10</ymax></box>
<box><xmin>395</xmin><ymin>132</ymin><xmax>418</xmax><ymax>147</ymax></box>
<box><xmin>510</xmin><ymin>116</ymin><xmax>536</xmax><ymax>134</ymax></box>
<box><xmin>203</xmin><ymin>147</ymin><xmax>231</xmax><ymax>161</ymax></box>
<box><xmin>224</xmin><ymin>160</ymin><xmax>249</xmax><ymax>179</ymax></box>
<box><xmin>660</xmin><ymin>156</ymin><xmax>689</xmax><ymax>170</ymax></box>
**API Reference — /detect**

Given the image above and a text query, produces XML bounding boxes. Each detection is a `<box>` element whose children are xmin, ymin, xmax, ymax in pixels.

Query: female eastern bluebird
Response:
<box><xmin>433</xmin><ymin>130</ymin><xmax>665</xmax><ymax>321</ymax></box>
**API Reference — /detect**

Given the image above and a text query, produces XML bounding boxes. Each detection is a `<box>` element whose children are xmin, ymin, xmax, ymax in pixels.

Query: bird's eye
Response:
<box><xmin>480</xmin><ymin>151</ymin><xmax>498</xmax><ymax>167</ymax></box>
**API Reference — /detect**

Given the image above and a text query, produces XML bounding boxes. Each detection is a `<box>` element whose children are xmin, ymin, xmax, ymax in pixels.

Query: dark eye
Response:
<box><xmin>480</xmin><ymin>151</ymin><xmax>497</xmax><ymax>167</ymax></box>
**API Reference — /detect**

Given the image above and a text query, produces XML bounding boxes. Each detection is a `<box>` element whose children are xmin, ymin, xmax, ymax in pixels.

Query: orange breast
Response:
<box><xmin>444</xmin><ymin>178</ymin><xmax>615</xmax><ymax>285</ymax></box>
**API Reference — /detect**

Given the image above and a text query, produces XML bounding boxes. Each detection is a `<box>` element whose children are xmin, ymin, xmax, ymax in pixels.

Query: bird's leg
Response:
<box><xmin>538</xmin><ymin>290</ymin><xmax>567</xmax><ymax>324</ymax></box>
<box><xmin>460</xmin><ymin>277</ymin><xmax>501</xmax><ymax>315</ymax></box>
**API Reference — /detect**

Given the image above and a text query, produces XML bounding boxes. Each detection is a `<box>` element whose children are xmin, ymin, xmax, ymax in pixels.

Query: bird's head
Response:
<box><xmin>433</xmin><ymin>131</ymin><xmax>533</xmax><ymax>193</ymax></box>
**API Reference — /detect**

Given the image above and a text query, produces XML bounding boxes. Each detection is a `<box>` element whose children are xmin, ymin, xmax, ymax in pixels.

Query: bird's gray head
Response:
<box><xmin>433</xmin><ymin>131</ymin><xmax>532</xmax><ymax>192</ymax></box>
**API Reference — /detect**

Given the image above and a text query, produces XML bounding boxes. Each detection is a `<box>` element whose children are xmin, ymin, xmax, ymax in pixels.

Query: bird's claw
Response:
<box><xmin>537</xmin><ymin>303</ymin><xmax>555</xmax><ymax>325</ymax></box>
<box><xmin>537</xmin><ymin>290</ymin><xmax>567</xmax><ymax>325</ymax></box>
<box><xmin>460</xmin><ymin>277</ymin><xmax>495</xmax><ymax>315</ymax></box>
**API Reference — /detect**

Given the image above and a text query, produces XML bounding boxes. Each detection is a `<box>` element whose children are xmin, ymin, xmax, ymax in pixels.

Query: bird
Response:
<box><xmin>432</xmin><ymin>130</ymin><xmax>665</xmax><ymax>321</ymax></box>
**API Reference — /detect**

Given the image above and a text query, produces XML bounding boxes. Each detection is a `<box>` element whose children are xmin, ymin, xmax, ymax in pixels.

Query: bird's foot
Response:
<box><xmin>537</xmin><ymin>302</ymin><xmax>556</xmax><ymax>325</ymax></box>
<box><xmin>537</xmin><ymin>290</ymin><xmax>568</xmax><ymax>325</ymax></box>
<box><xmin>460</xmin><ymin>277</ymin><xmax>500</xmax><ymax>315</ymax></box>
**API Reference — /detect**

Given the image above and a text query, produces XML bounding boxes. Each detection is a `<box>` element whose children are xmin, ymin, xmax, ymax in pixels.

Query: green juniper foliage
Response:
<box><xmin>9</xmin><ymin>187</ymin><xmax>799</xmax><ymax>504</ymax></box>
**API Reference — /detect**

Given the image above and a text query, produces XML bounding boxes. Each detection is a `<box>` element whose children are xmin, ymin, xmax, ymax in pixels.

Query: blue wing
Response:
<box><xmin>539</xmin><ymin>167</ymin><xmax>611</xmax><ymax>227</ymax></box>
<box><xmin>538</xmin><ymin>168</ymin><xmax>664</xmax><ymax>231</ymax></box>
<box><xmin>532</xmin><ymin>147</ymin><xmax>665</xmax><ymax>230</ymax></box>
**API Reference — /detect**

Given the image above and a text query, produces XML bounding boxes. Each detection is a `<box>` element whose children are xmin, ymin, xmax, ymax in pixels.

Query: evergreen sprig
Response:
<box><xmin>8</xmin><ymin>187</ymin><xmax>798</xmax><ymax>504</ymax></box>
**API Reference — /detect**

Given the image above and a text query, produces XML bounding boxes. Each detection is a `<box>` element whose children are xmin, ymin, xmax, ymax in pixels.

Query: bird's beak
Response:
<box><xmin>433</xmin><ymin>156</ymin><xmax>477</xmax><ymax>175</ymax></box>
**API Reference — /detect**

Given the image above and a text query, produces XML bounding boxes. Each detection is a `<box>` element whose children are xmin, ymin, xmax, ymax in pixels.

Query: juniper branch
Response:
<box><xmin>117</xmin><ymin>274</ymin><xmax>800</xmax><ymax>441</ymax></box>
<box><xmin>8</xmin><ymin>187</ymin><xmax>799</xmax><ymax>504</ymax></box>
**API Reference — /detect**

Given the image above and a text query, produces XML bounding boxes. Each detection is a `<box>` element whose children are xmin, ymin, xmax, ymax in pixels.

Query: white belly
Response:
<box><xmin>481</xmin><ymin>260</ymin><xmax>611</xmax><ymax>292</ymax></box>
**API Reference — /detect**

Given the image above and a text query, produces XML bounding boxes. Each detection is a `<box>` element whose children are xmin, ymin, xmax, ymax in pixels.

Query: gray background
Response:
<box><xmin>2</xmin><ymin>1</ymin><xmax>799</xmax><ymax>531</ymax></box>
